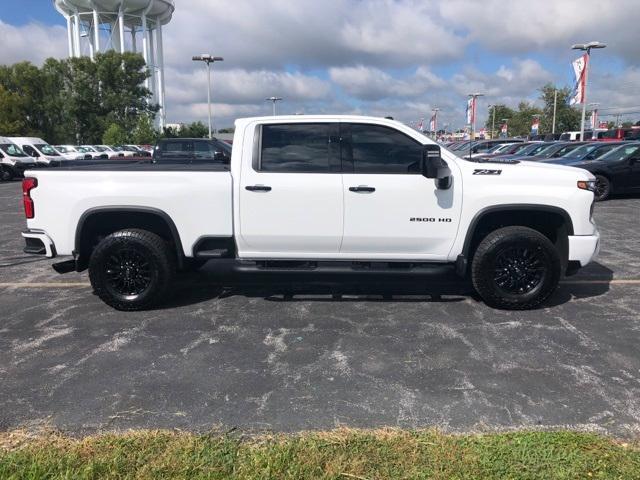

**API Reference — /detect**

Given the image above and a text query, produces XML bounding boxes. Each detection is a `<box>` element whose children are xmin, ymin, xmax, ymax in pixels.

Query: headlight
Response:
<box><xmin>577</xmin><ymin>180</ymin><xmax>596</xmax><ymax>192</ymax></box>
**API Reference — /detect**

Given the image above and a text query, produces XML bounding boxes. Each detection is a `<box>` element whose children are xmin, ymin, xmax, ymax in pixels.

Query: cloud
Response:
<box><xmin>0</xmin><ymin>20</ymin><xmax>67</xmax><ymax>65</ymax></box>
<box><xmin>439</xmin><ymin>0</ymin><xmax>640</xmax><ymax>63</ymax></box>
<box><xmin>329</xmin><ymin>65</ymin><xmax>446</xmax><ymax>100</ymax></box>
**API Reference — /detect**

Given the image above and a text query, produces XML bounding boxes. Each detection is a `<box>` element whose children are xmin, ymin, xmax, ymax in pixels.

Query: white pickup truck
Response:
<box><xmin>20</xmin><ymin>115</ymin><xmax>600</xmax><ymax>311</ymax></box>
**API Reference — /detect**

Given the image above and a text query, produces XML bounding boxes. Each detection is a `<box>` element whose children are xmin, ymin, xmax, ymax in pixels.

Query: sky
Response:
<box><xmin>1</xmin><ymin>0</ymin><xmax>640</xmax><ymax>130</ymax></box>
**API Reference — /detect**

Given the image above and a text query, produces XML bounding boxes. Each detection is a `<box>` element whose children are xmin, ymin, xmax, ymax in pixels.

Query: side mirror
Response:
<box><xmin>422</xmin><ymin>145</ymin><xmax>450</xmax><ymax>178</ymax></box>
<box><xmin>422</xmin><ymin>145</ymin><xmax>452</xmax><ymax>189</ymax></box>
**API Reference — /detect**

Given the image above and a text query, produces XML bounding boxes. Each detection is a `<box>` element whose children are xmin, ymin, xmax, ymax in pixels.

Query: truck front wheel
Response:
<box><xmin>471</xmin><ymin>226</ymin><xmax>561</xmax><ymax>310</ymax></box>
<box><xmin>88</xmin><ymin>229</ymin><xmax>176</xmax><ymax>311</ymax></box>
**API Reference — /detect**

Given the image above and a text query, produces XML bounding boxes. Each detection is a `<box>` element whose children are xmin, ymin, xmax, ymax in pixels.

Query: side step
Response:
<box><xmin>203</xmin><ymin>259</ymin><xmax>460</xmax><ymax>281</ymax></box>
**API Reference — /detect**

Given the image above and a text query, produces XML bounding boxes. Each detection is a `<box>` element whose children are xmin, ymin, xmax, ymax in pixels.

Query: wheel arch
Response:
<box><xmin>74</xmin><ymin>206</ymin><xmax>185</xmax><ymax>271</ymax></box>
<box><xmin>458</xmin><ymin>204</ymin><xmax>573</xmax><ymax>276</ymax></box>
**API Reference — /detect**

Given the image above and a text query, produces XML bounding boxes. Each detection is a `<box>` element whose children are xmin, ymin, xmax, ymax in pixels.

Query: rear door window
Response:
<box><xmin>259</xmin><ymin>123</ymin><xmax>334</xmax><ymax>173</ymax></box>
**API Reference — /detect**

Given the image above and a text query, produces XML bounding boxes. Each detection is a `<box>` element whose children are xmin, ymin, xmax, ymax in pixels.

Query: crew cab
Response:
<box><xmin>20</xmin><ymin>115</ymin><xmax>600</xmax><ymax>311</ymax></box>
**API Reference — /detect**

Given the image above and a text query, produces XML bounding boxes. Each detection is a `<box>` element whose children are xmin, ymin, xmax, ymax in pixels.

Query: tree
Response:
<box><xmin>539</xmin><ymin>84</ymin><xmax>581</xmax><ymax>135</ymax></box>
<box><xmin>102</xmin><ymin>123</ymin><xmax>128</xmax><ymax>145</ymax></box>
<box><xmin>132</xmin><ymin>114</ymin><xmax>159</xmax><ymax>144</ymax></box>
<box><xmin>0</xmin><ymin>52</ymin><xmax>156</xmax><ymax>144</ymax></box>
<box><xmin>485</xmin><ymin>104</ymin><xmax>515</xmax><ymax>137</ymax></box>
<box><xmin>180</xmin><ymin>121</ymin><xmax>209</xmax><ymax>138</ymax></box>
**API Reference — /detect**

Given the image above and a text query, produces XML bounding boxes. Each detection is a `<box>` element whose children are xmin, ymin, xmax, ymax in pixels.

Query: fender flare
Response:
<box><xmin>74</xmin><ymin>206</ymin><xmax>185</xmax><ymax>269</ymax></box>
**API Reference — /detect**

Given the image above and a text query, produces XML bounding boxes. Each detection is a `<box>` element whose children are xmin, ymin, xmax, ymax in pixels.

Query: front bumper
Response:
<box><xmin>22</xmin><ymin>230</ymin><xmax>56</xmax><ymax>257</ymax></box>
<box><xmin>568</xmin><ymin>230</ymin><xmax>600</xmax><ymax>267</ymax></box>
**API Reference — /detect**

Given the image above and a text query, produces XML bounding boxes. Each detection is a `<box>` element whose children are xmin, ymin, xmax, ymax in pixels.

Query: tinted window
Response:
<box><xmin>349</xmin><ymin>124</ymin><xmax>422</xmax><ymax>174</ymax></box>
<box><xmin>161</xmin><ymin>141</ymin><xmax>192</xmax><ymax>158</ymax></box>
<box><xmin>260</xmin><ymin>123</ymin><xmax>330</xmax><ymax>173</ymax></box>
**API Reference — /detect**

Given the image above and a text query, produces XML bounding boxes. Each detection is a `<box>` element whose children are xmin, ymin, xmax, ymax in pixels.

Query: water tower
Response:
<box><xmin>53</xmin><ymin>0</ymin><xmax>175</xmax><ymax>128</ymax></box>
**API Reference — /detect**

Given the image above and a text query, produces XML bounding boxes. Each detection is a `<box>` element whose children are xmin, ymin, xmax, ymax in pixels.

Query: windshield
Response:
<box><xmin>537</xmin><ymin>144</ymin><xmax>567</xmax><ymax>158</ymax></box>
<box><xmin>561</xmin><ymin>143</ymin><xmax>602</xmax><ymax>159</ymax></box>
<box><xmin>600</xmin><ymin>130</ymin><xmax>619</xmax><ymax>139</ymax></box>
<box><xmin>0</xmin><ymin>144</ymin><xmax>28</xmax><ymax>157</ymax></box>
<box><xmin>486</xmin><ymin>144</ymin><xmax>507</xmax><ymax>153</ymax></box>
<box><xmin>34</xmin><ymin>144</ymin><xmax>60</xmax><ymax>156</ymax></box>
<box><xmin>55</xmin><ymin>146</ymin><xmax>69</xmax><ymax>153</ymax></box>
<box><xmin>598</xmin><ymin>144</ymin><xmax>640</xmax><ymax>162</ymax></box>
<box><xmin>527</xmin><ymin>144</ymin><xmax>551</xmax><ymax>155</ymax></box>
<box><xmin>93</xmin><ymin>146</ymin><xmax>107</xmax><ymax>152</ymax></box>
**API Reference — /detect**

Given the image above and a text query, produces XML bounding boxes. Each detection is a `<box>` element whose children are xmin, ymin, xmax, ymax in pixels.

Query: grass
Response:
<box><xmin>1</xmin><ymin>428</ymin><xmax>639</xmax><ymax>479</ymax></box>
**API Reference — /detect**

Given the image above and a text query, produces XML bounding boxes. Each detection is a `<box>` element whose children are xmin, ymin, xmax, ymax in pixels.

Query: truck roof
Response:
<box><xmin>235</xmin><ymin>114</ymin><xmax>407</xmax><ymax>126</ymax></box>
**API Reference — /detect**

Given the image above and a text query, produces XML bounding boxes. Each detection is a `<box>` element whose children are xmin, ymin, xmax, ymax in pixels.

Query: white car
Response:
<box><xmin>55</xmin><ymin>145</ymin><xmax>90</xmax><ymax>160</ymax></box>
<box><xmin>20</xmin><ymin>115</ymin><xmax>599</xmax><ymax>311</ymax></box>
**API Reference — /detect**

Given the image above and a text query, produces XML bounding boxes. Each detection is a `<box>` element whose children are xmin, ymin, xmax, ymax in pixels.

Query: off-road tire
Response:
<box><xmin>89</xmin><ymin>229</ymin><xmax>176</xmax><ymax>311</ymax></box>
<box><xmin>594</xmin><ymin>174</ymin><xmax>611</xmax><ymax>201</ymax></box>
<box><xmin>471</xmin><ymin>226</ymin><xmax>561</xmax><ymax>310</ymax></box>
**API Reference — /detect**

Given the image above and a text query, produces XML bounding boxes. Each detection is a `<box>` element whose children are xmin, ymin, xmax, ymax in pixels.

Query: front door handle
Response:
<box><xmin>349</xmin><ymin>186</ymin><xmax>375</xmax><ymax>193</ymax></box>
<box><xmin>245</xmin><ymin>185</ymin><xmax>272</xmax><ymax>192</ymax></box>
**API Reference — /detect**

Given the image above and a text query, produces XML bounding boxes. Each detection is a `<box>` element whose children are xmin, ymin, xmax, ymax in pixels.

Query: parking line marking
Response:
<box><xmin>561</xmin><ymin>279</ymin><xmax>640</xmax><ymax>285</ymax></box>
<box><xmin>0</xmin><ymin>282</ymin><xmax>91</xmax><ymax>287</ymax></box>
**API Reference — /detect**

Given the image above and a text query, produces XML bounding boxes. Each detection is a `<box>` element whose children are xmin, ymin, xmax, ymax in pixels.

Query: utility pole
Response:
<box><xmin>552</xmin><ymin>89</ymin><xmax>558</xmax><ymax>135</ymax></box>
<box><xmin>571</xmin><ymin>41</ymin><xmax>606</xmax><ymax>141</ymax></box>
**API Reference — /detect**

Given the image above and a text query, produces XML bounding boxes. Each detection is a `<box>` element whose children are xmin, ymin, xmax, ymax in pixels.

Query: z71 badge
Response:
<box><xmin>473</xmin><ymin>169</ymin><xmax>502</xmax><ymax>175</ymax></box>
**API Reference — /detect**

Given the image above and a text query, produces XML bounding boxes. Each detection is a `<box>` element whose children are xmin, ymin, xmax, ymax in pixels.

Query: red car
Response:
<box><xmin>598</xmin><ymin>127</ymin><xmax>640</xmax><ymax>141</ymax></box>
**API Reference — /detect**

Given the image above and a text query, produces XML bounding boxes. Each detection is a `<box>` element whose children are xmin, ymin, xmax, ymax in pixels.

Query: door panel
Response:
<box><xmin>340</xmin><ymin>123</ymin><xmax>461</xmax><ymax>258</ymax></box>
<box><xmin>238</xmin><ymin>123</ymin><xmax>344</xmax><ymax>256</ymax></box>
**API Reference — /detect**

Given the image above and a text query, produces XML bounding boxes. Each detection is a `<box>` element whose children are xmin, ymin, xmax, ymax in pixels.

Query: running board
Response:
<box><xmin>203</xmin><ymin>259</ymin><xmax>458</xmax><ymax>279</ymax></box>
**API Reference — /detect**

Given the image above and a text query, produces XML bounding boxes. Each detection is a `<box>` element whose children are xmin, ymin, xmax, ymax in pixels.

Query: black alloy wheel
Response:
<box><xmin>104</xmin><ymin>247</ymin><xmax>152</xmax><ymax>298</ymax></box>
<box><xmin>493</xmin><ymin>246</ymin><xmax>546</xmax><ymax>295</ymax></box>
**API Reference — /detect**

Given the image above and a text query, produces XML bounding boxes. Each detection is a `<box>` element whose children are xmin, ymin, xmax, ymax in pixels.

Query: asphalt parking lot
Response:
<box><xmin>1</xmin><ymin>181</ymin><xmax>639</xmax><ymax>438</ymax></box>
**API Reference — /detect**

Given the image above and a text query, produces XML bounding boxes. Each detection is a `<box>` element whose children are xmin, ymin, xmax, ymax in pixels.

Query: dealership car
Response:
<box><xmin>526</xmin><ymin>142</ymin><xmax>588</xmax><ymax>161</ymax></box>
<box><xmin>544</xmin><ymin>142</ymin><xmax>628</xmax><ymax>166</ymax></box>
<box><xmin>553</xmin><ymin>142</ymin><xmax>640</xmax><ymax>201</ymax></box>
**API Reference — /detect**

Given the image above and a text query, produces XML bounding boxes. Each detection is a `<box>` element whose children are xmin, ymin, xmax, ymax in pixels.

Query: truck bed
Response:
<box><xmin>25</xmin><ymin>167</ymin><xmax>233</xmax><ymax>257</ymax></box>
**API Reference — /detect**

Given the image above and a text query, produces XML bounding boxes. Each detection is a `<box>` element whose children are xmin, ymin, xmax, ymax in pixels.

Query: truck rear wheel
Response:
<box><xmin>471</xmin><ymin>226</ymin><xmax>561</xmax><ymax>310</ymax></box>
<box><xmin>88</xmin><ymin>229</ymin><xmax>176</xmax><ymax>311</ymax></box>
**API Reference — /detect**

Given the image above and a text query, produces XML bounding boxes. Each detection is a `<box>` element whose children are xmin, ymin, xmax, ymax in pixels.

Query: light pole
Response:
<box><xmin>488</xmin><ymin>104</ymin><xmax>496</xmax><ymax>139</ymax></box>
<box><xmin>589</xmin><ymin>102</ymin><xmax>600</xmax><ymax>131</ymax></box>
<box><xmin>551</xmin><ymin>88</ymin><xmax>558</xmax><ymax>135</ymax></box>
<box><xmin>192</xmin><ymin>54</ymin><xmax>224</xmax><ymax>138</ymax></box>
<box><xmin>266</xmin><ymin>96</ymin><xmax>283</xmax><ymax>116</ymax></box>
<box><xmin>571</xmin><ymin>41</ymin><xmax>606</xmax><ymax>141</ymax></box>
<box><xmin>467</xmin><ymin>93</ymin><xmax>484</xmax><ymax>158</ymax></box>
<box><xmin>432</xmin><ymin>107</ymin><xmax>440</xmax><ymax>137</ymax></box>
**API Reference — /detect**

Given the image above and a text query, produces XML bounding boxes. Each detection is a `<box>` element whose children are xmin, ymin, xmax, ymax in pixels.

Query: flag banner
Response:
<box><xmin>501</xmin><ymin>123</ymin><xmax>508</xmax><ymax>135</ymax></box>
<box><xmin>417</xmin><ymin>118</ymin><xmax>424</xmax><ymax>131</ymax></box>
<box><xmin>590</xmin><ymin>109</ymin><xmax>598</xmax><ymax>129</ymax></box>
<box><xmin>598</xmin><ymin>121</ymin><xmax>608</xmax><ymax>129</ymax></box>
<box><xmin>466</xmin><ymin>97</ymin><xmax>475</xmax><ymax>124</ymax></box>
<box><xmin>531</xmin><ymin>117</ymin><xmax>540</xmax><ymax>134</ymax></box>
<box><xmin>570</xmin><ymin>54</ymin><xmax>588</xmax><ymax>105</ymax></box>
<box><xmin>429</xmin><ymin>114</ymin><xmax>436</xmax><ymax>132</ymax></box>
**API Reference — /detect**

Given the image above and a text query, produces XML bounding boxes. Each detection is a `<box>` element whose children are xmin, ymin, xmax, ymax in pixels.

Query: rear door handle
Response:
<box><xmin>245</xmin><ymin>185</ymin><xmax>272</xmax><ymax>192</ymax></box>
<box><xmin>349</xmin><ymin>186</ymin><xmax>375</xmax><ymax>193</ymax></box>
